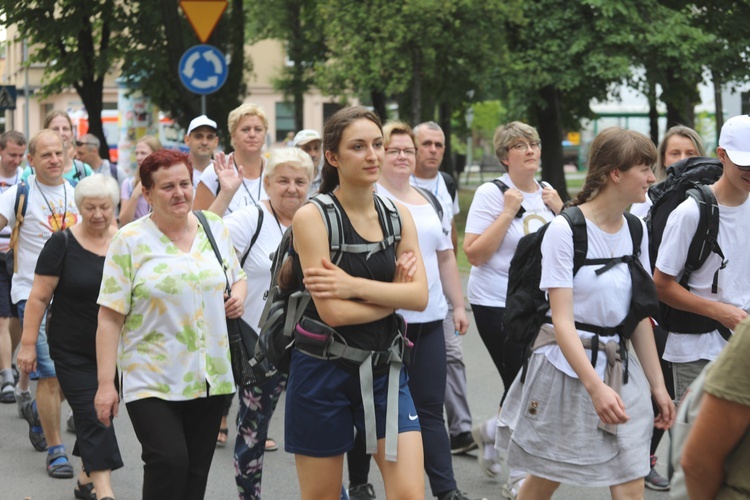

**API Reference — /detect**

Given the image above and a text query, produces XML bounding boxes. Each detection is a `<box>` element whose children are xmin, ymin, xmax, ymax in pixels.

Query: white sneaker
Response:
<box><xmin>471</xmin><ymin>422</ymin><xmax>502</xmax><ymax>477</ymax></box>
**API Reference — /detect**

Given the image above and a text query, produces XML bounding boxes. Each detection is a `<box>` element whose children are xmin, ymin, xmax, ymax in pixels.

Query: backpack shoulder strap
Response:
<box><xmin>623</xmin><ymin>211</ymin><xmax>643</xmax><ymax>257</ymax></box>
<box><xmin>684</xmin><ymin>184</ymin><xmax>723</xmax><ymax>291</ymax></box>
<box><xmin>193</xmin><ymin>210</ymin><xmax>231</xmax><ymax>294</ymax></box>
<box><xmin>373</xmin><ymin>192</ymin><xmax>402</xmax><ymax>244</ymax></box>
<box><xmin>560</xmin><ymin>206</ymin><xmax>588</xmax><ymax>275</ymax></box>
<box><xmin>15</xmin><ymin>181</ymin><xmax>28</xmax><ymax>219</ymax></box>
<box><xmin>73</xmin><ymin>160</ymin><xmax>86</xmax><ymax>181</ymax></box>
<box><xmin>491</xmin><ymin>179</ymin><xmax>525</xmax><ymax>218</ymax></box>
<box><xmin>240</xmin><ymin>205</ymin><xmax>265</xmax><ymax>268</ymax></box>
<box><xmin>439</xmin><ymin>171</ymin><xmax>457</xmax><ymax>200</ymax></box>
<box><xmin>413</xmin><ymin>185</ymin><xmax>444</xmax><ymax>223</ymax></box>
<box><xmin>308</xmin><ymin>193</ymin><xmax>344</xmax><ymax>264</ymax></box>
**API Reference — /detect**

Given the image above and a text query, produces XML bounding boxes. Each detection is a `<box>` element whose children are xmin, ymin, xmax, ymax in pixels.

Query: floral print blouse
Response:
<box><xmin>98</xmin><ymin>210</ymin><xmax>246</xmax><ymax>403</ymax></box>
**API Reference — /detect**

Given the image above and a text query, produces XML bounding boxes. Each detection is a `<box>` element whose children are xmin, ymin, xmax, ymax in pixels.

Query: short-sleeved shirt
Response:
<box><xmin>22</xmin><ymin>161</ymin><xmax>94</xmax><ymax>187</ymax></box>
<box><xmin>0</xmin><ymin>176</ymin><xmax>79</xmax><ymax>303</ymax></box>
<box><xmin>0</xmin><ymin>166</ymin><xmax>25</xmax><ymax>251</ymax></box>
<box><xmin>656</xmin><ymin>196</ymin><xmax>750</xmax><ymax>363</ymax></box>
<box><xmin>410</xmin><ymin>173</ymin><xmax>460</xmax><ymax>218</ymax></box>
<box><xmin>198</xmin><ymin>159</ymin><xmax>268</xmax><ymax>215</ymax></box>
<box><xmin>539</xmin><ymin>214</ymin><xmax>651</xmax><ymax>380</ymax></box>
<box><xmin>466</xmin><ymin>174</ymin><xmax>555</xmax><ymax>307</ymax></box>
<box><xmin>224</xmin><ymin>202</ymin><xmax>287</xmax><ymax>329</ymax></box>
<box><xmin>120</xmin><ymin>177</ymin><xmax>151</xmax><ymax>220</ymax></box>
<box><xmin>704</xmin><ymin>320</ymin><xmax>750</xmax><ymax>498</ymax></box>
<box><xmin>97</xmin><ymin>210</ymin><xmax>246</xmax><ymax>403</ymax></box>
<box><xmin>376</xmin><ymin>184</ymin><xmax>451</xmax><ymax>323</ymax></box>
<box><xmin>36</xmin><ymin>230</ymin><xmax>103</xmax><ymax>362</ymax></box>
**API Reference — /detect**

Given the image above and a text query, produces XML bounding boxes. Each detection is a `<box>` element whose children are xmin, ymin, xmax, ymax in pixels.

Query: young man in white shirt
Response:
<box><xmin>654</xmin><ymin>114</ymin><xmax>750</xmax><ymax>403</ymax></box>
<box><xmin>0</xmin><ymin>129</ymin><xmax>80</xmax><ymax>478</ymax></box>
<box><xmin>411</xmin><ymin>121</ymin><xmax>475</xmax><ymax>454</ymax></box>
<box><xmin>184</xmin><ymin>115</ymin><xmax>219</xmax><ymax>187</ymax></box>
<box><xmin>0</xmin><ymin>131</ymin><xmax>25</xmax><ymax>405</ymax></box>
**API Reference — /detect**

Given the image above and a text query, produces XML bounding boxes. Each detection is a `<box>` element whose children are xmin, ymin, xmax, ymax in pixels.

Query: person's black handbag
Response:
<box><xmin>194</xmin><ymin>211</ymin><xmax>272</xmax><ymax>388</ymax></box>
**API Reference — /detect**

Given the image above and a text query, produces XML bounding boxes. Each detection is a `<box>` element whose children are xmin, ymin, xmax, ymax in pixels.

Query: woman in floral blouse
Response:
<box><xmin>93</xmin><ymin>149</ymin><xmax>247</xmax><ymax>500</ymax></box>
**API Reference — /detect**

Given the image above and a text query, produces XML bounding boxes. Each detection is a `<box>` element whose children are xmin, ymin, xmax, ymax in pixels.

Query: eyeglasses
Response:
<box><xmin>385</xmin><ymin>147</ymin><xmax>416</xmax><ymax>157</ymax></box>
<box><xmin>507</xmin><ymin>141</ymin><xmax>541</xmax><ymax>152</ymax></box>
<box><xmin>75</xmin><ymin>140</ymin><xmax>97</xmax><ymax>147</ymax></box>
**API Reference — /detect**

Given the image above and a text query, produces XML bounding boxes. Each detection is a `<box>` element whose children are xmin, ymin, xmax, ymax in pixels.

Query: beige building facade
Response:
<box><xmin>1</xmin><ymin>27</ymin><xmax>339</xmax><ymax>145</ymax></box>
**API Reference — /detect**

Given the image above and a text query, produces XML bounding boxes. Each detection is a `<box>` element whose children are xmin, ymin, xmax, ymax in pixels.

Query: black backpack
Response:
<box><xmin>504</xmin><ymin>206</ymin><xmax>648</xmax><ymax>381</ymax></box>
<box><xmin>644</xmin><ymin>156</ymin><xmax>729</xmax><ymax>339</ymax></box>
<box><xmin>254</xmin><ymin>192</ymin><xmax>403</xmax><ymax>374</ymax></box>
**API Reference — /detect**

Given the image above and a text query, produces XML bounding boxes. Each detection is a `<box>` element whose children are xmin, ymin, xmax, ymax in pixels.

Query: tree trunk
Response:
<box><xmin>411</xmin><ymin>47</ymin><xmax>421</xmax><ymax>125</ymax></box>
<box><xmin>535</xmin><ymin>86</ymin><xmax>569</xmax><ymax>202</ymax></box>
<box><xmin>438</xmin><ymin>101</ymin><xmax>454</xmax><ymax>178</ymax></box>
<box><xmin>288</xmin><ymin>1</ymin><xmax>304</xmax><ymax>131</ymax></box>
<box><xmin>77</xmin><ymin>79</ymin><xmax>108</xmax><ymax>161</ymax></box>
<box><xmin>663</xmin><ymin>67</ymin><xmax>696</xmax><ymax>129</ymax></box>
<box><xmin>713</xmin><ymin>69</ymin><xmax>724</xmax><ymax>140</ymax></box>
<box><xmin>647</xmin><ymin>77</ymin><xmax>659</xmax><ymax>145</ymax></box>
<box><xmin>370</xmin><ymin>90</ymin><xmax>388</xmax><ymax>123</ymax></box>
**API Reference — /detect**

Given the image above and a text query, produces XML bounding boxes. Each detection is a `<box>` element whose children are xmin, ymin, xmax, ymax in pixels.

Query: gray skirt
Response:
<box><xmin>495</xmin><ymin>350</ymin><xmax>652</xmax><ymax>487</ymax></box>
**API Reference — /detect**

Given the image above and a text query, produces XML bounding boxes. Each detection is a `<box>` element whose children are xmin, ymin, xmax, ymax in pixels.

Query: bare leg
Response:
<box><xmin>517</xmin><ymin>474</ymin><xmax>559</xmax><ymax>500</ymax></box>
<box><xmin>36</xmin><ymin>377</ymin><xmax>64</xmax><ymax>447</ymax></box>
<box><xmin>610</xmin><ymin>477</ymin><xmax>645</xmax><ymax>500</ymax></box>
<box><xmin>295</xmin><ymin>454</ymin><xmax>344</xmax><ymax>500</ymax></box>
<box><xmin>373</xmin><ymin>431</ymin><xmax>424</xmax><ymax>500</ymax></box>
<box><xmin>0</xmin><ymin>317</ymin><xmax>11</xmax><ymax>371</ymax></box>
<box><xmin>9</xmin><ymin>317</ymin><xmax>21</xmax><ymax>354</ymax></box>
<box><xmin>90</xmin><ymin>469</ymin><xmax>115</xmax><ymax>500</ymax></box>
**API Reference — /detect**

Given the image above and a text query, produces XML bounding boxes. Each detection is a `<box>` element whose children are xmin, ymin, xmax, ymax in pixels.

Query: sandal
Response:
<box><xmin>74</xmin><ymin>480</ymin><xmax>96</xmax><ymax>500</ymax></box>
<box><xmin>46</xmin><ymin>448</ymin><xmax>74</xmax><ymax>479</ymax></box>
<box><xmin>21</xmin><ymin>399</ymin><xmax>47</xmax><ymax>452</ymax></box>
<box><xmin>265</xmin><ymin>438</ymin><xmax>279</xmax><ymax>452</ymax></box>
<box><xmin>216</xmin><ymin>428</ymin><xmax>228</xmax><ymax>448</ymax></box>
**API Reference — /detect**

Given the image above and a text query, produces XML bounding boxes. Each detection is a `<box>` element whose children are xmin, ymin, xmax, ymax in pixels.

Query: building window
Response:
<box><xmin>275</xmin><ymin>102</ymin><xmax>294</xmax><ymax>143</ymax></box>
<box><xmin>742</xmin><ymin>91</ymin><xmax>750</xmax><ymax>115</ymax></box>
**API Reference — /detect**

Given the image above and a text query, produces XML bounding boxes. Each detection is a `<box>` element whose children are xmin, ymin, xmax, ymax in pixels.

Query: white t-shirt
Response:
<box><xmin>466</xmin><ymin>174</ymin><xmax>555</xmax><ymax>307</ymax></box>
<box><xmin>376</xmin><ymin>184</ymin><xmax>451</xmax><ymax>323</ymax></box>
<box><xmin>410</xmin><ymin>173</ymin><xmax>460</xmax><ymax>219</ymax></box>
<box><xmin>224</xmin><ymin>203</ymin><xmax>286</xmax><ymax>329</ymax></box>
<box><xmin>0</xmin><ymin>176</ymin><xmax>80</xmax><ymax>303</ymax></box>
<box><xmin>629</xmin><ymin>197</ymin><xmax>652</xmax><ymax>219</ymax></box>
<box><xmin>539</xmin><ymin>213</ymin><xmax>651</xmax><ymax>380</ymax></box>
<box><xmin>199</xmin><ymin>162</ymin><xmax>268</xmax><ymax>216</ymax></box>
<box><xmin>0</xmin><ymin>167</ymin><xmax>25</xmax><ymax>250</ymax></box>
<box><xmin>656</xmin><ymin>196</ymin><xmax>750</xmax><ymax>363</ymax></box>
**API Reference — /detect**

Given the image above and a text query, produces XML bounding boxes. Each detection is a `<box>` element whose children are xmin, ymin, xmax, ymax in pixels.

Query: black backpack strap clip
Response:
<box><xmin>491</xmin><ymin>179</ymin><xmax>525</xmax><ymax>218</ymax></box>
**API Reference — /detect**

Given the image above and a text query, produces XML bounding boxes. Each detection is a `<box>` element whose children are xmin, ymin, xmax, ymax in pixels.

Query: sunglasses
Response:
<box><xmin>75</xmin><ymin>140</ymin><xmax>97</xmax><ymax>147</ymax></box>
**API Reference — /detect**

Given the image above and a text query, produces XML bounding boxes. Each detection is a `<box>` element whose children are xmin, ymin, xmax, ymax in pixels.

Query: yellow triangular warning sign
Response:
<box><xmin>180</xmin><ymin>0</ymin><xmax>228</xmax><ymax>44</ymax></box>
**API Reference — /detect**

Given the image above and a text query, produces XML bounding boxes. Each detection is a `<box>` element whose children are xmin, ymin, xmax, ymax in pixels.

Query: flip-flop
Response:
<box><xmin>265</xmin><ymin>438</ymin><xmax>279</xmax><ymax>452</ymax></box>
<box><xmin>46</xmin><ymin>448</ymin><xmax>74</xmax><ymax>479</ymax></box>
<box><xmin>216</xmin><ymin>428</ymin><xmax>228</xmax><ymax>448</ymax></box>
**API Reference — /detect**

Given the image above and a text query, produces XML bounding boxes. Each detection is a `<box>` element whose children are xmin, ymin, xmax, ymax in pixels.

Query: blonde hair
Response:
<box><xmin>137</xmin><ymin>135</ymin><xmax>162</xmax><ymax>154</ymax></box>
<box><xmin>383</xmin><ymin>121</ymin><xmax>417</xmax><ymax>148</ymax></box>
<box><xmin>228</xmin><ymin>103</ymin><xmax>268</xmax><ymax>147</ymax></box>
<box><xmin>266</xmin><ymin>147</ymin><xmax>314</xmax><ymax>181</ymax></box>
<box><xmin>655</xmin><ymin>126</ymin><xmax>705</xmax><ymax>183</ymax></box>
<box><xmin>575</xmin><ymin>127</ymin><xmax>657</xmax><ymax>205</ymax></box>
<box><xmin>493</xmin><ymin>121</ymin><xmax>540</xmax><ymax>170</ymax></box>
<box><xmin>28</xmin><ymin>129</ymin><xmax>63</xmax><ymax>156</ymax></box>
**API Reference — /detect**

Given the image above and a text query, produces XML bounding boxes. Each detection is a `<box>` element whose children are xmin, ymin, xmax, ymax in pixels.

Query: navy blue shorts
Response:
<box><xmin>284</xmin><ymin>349</ymin><xmax>420</xmax><ymax>457</ymax></box>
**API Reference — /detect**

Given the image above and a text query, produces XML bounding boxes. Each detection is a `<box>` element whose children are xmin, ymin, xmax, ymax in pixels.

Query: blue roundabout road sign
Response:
<box><xmin>179</xmin><ymin>44</ymin><xmax>228</xmax><ymax>95</ymax></box>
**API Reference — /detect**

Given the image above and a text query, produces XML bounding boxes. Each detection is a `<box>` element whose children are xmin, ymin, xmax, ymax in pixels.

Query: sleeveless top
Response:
<box><xmin>303</xmin><ymin>194</ymin><xmax>399</xmax><ymax>355</ymax></box>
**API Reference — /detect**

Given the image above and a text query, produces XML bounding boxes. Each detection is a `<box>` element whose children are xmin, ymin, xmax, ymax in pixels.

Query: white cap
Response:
<box><xmin>719</xmin><ymin>114</ymin><xmax>750</xmax><ymax>166</ymax></box>
<box><xmin>292</xmin><ymin>129</ymin><xmax>321</xmax><ymax>147</ymax></box>
<box><xmin>186</xmin><ymin>115</ymin><xmax>218</xmax><ymax>136</ymax></box>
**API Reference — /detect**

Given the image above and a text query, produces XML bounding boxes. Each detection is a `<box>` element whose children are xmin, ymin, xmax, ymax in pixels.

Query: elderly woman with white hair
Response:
<box><xmin>17</xmin><ymin>174</ymin><xmax>123</xmax><ymax>500</ymax></box>
<box><xmin>210</xmin><ymin>147</ymin><xmax>313</xmax><ymax>499</ymax></box>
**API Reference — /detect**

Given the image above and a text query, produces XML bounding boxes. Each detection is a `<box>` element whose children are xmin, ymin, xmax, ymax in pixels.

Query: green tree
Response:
<box><xmin>246</xmin><ymin>0</ymin><xmax>327</xmax><ymax>131</ymax></box>
<box><xmin>0</xmin><ymin>0</ymin><xmax>135</xmax><ymax>159</ymax></box>
<box><xmin>121</xmin><ymin>0</ymin><xmax>247</xmax><ymax>144</ymax></box>
<box><xmin>499</xmin><ymin>1</ymin><xmax>640</xmax><ymax>200</ymax></box>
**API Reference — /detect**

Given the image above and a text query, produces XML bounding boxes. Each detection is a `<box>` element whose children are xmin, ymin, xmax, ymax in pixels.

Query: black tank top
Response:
<box><xmin>303</xmin><ymin>194</ymin><xmax>399</xmax><ymax>353</ymax></box>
